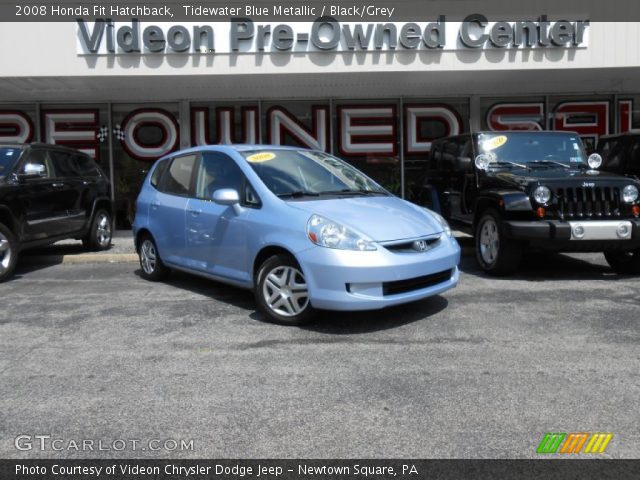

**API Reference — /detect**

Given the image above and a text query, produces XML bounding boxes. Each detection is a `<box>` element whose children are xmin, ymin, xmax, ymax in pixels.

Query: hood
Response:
<box><xmin>488</xmin><ymin>168</ymin><xmax>640</xmax><ymax>190</ymax></box>
<box><xmin>287</xmin><ymin>196</ymin><xmax>443</xmax><ymax>242</ymax></box>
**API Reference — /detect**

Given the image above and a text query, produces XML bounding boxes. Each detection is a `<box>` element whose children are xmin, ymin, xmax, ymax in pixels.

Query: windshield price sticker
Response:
<box><xmin>483</xmin><ymin>135</ymin><xmax>508</xmax><ymax>151</ymax></box>
<box><xmin>246</xmin><ymin>152</ymin><xmax>276</xmax><ymax>163</ymax></box>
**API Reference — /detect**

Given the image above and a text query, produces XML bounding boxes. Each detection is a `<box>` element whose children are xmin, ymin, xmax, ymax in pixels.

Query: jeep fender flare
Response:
<box><xmin>473</xmin><ymin>190</ymin><xmax>532</xmax><ymax>228</ymax></box>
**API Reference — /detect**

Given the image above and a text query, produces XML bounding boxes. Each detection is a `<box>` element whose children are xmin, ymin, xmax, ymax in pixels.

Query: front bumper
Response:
<box><xmin>502</xmin><ymin>218</ymin><xmax>640</xmax><ymax>251</ymax></box>
<box><xmin>297</xmin><ymin>236</ymin><xmax>461</xmax><ymax>311</ymax></box>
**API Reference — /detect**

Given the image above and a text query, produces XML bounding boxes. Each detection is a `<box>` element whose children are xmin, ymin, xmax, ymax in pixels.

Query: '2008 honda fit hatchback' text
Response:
<box><xmin>133</xmin><ymin>145</ymin><xmax>460</xmax><ymax>325</ymax></box>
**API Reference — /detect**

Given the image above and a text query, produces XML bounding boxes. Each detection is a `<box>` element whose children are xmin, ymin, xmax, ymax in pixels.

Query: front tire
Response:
<box><xmin>475</xmin><ymin>209</ymin><xmax>522</xmax><ymax>275</ymax></box>
<box><xmin>83</xmin><ymin>209</ymin><xmax>112</xmax><ymax>251</ymax></box>
<box><xmin>138</xmin><ymin>235</ymin><xmax>170</xmax><ymax>281</ymax></box>
<box><xmin>255</xmin><ymin>254</ymin><xmax>315</xmax><ymax>325</ymax></box>
<box><xmin>604</xmin><ymin>249</ymin><xmax>640</xmax><ymax>274</ymax></box>
<box><xmin>0</xmin><ymin>223</ymin><xmax>18</xmax><ymax>282</ymax></box>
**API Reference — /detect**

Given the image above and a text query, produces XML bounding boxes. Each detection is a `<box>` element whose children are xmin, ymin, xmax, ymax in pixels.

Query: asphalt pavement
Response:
<box><xmin>1</xmin><ymin>246</ymin><xmax>639</xmax><ymax>459</ymax></box>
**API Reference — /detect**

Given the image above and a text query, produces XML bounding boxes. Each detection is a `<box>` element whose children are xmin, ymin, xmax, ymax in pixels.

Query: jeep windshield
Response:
<box><xmin>241</xmin><ymin>149</ymin><xmax>388</xmax><ymax>198</ymax></box>
<box><xmin>477</xmin><ymin>132</ymin><xmax>587</xmax><ymax>169</ymax></box>
<box><xmin>0</xmin><ymin>147</ymin><xmax>20</xmax><ymax>174</ymax></box>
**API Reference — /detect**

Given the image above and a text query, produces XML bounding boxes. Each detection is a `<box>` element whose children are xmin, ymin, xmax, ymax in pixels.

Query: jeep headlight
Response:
<box><xmin>306</xmin><ymin>214</ymin><xmax>376</xmax><ymax>251</ymax></box>
<box><xmin>533</xmin><ymin>185</ymin><xmax>552</xmax><ymax>205</ymax></box>
<box><xmin>623</xmin><ymin>185</ymin><xmax>639</xmax><ymax>204</ymax></box>
<box><xmin>424</xmin><ymin>209</ymin><xmax>452</xmax><ymax>237</ymax></box>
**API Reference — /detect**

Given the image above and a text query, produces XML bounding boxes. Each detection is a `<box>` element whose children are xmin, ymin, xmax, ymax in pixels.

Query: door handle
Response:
<box><xmin>151</xmin><ymin>202</ymin><xmax>160</xmax><ymax>210</ymax></box>
<box><xmin>188</xmin><ymin>209</ymin><xmax>202</xmax><ymax>216</ymax></box>
<box><xmin>52</xmin><ymin>183</ymin><xmax>65</xmax><ymax>188</ymax></box>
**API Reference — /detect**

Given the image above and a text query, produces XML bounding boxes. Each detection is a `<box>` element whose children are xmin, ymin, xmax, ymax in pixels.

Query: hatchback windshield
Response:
<box><xmin>0</xmin><ymin>147</ymin><xmax>20</xmax><ymax>174</ymax></box>
<box><xmin>477</xmin><ymin>133</ymin><xmax>587</xmax><ymax>168</ymax></box>
<box><xmin>241</xmin><ymin>149</ymin><xmax>388</xmax><ymax>197</ymax></box>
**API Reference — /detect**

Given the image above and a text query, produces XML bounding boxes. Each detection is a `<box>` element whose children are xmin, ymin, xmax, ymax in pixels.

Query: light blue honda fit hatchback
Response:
<box><xmin>133</xmin><ymin>145</ymin><xmax>460</xmax><ymax>325</ymax></box>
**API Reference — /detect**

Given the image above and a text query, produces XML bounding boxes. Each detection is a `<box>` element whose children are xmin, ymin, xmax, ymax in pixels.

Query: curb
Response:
<box><xmin>20</xmin><ymin>253</ymin><xmax>139</xmax><ymax>265</ymax></box>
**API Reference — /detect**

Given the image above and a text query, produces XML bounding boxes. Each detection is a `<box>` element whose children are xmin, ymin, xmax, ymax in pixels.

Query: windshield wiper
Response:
<box><xmin>276</xmin><ymin>190</ymin><xmax>320</xmax><ymax>198</ymax></box>
<box><xmin>320</xmin><ymin>189</ymin><xmax>386</xmax><ymax>196</ymax></box>
<box><xmin>488</xmin><ymin>160</ymin><xmax>530</xmax><ymax>170</ymax></box>
<box><xmin>530</xmin><ymin>160</ymin><xmax>571</xmax><ymax>169</ymax></box>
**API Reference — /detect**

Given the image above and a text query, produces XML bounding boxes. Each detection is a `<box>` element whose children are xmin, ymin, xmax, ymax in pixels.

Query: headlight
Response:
<box><xmin>306</xmin><ymin>214</ymin><xmax>376</xmax><ymax>251</ymax></box>
<box><xmin>533</xmin><ymin>185</ymin><xmax>552</xmax><ymax>205</ymax></box>
<box><xmin>622</xmin><ymin>184</ymin><xmax>639</xmax><ymax>204</ymax></box>
<box><xmin>424</xmin><ymin>209</ymin><xmax>452</xmax><ymax>237</ymax></box>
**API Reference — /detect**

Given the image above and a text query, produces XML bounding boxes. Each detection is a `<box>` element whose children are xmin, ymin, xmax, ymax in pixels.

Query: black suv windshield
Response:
<box><xmin>477</xmin><ymin>133</ymin><xmax>587</xmax><ymax>168</ymax></box>
<box><xmin>0</xmin><ymin>147</ymin><xmax>20</xmax><ymax>174</ymax></box>
<box><xmin>241</xmin><ymin>149</ymin><xmax>387</xmax><ymax>198</ymax></box>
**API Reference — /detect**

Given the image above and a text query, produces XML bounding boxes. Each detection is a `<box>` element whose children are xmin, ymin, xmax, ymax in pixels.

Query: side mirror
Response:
<box><xmin>456</xmin><ymin>156</ymin><xmax>472</xmax><ymax>171</ymax></box>
<box><xmin>212</xmin><ymin>188</ymin><xmax>244</xmax><ymax>214</ymax></box>
<box><xmin>212</xmin><ymin>188</ymin><xmax>240</xmax><ymax>206</ymax></box>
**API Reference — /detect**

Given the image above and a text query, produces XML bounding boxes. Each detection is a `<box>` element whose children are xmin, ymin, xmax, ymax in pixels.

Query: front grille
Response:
<box><xmin>384</xmin><ymin>236</ymin><xmax>441</xmax><ymax>253</ymax></box>
<box><xmin>556</xmin><ymin>186</ymin><xmax>622</xmax><ymax>219</ymax></box>
<box><xmin>382</xmin><ymin>269</ymin><xmax>453</xmax><ymax>296</ymax></box>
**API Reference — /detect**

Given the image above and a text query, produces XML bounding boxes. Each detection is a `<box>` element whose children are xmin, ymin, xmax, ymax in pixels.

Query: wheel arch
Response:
<box><xmin>0</xmin><ymin>207</ymin><xmax>17</xmax><ymax>235</ymax></box>
<box><xmin>252</xmin><ymin>245</ymin><xmax>299</xmax><ymax>282</ymax></box>
<box><xmin>134</xmin><ymin>228</ymin><xmax>154</xmax><ymax>253</ymax></box>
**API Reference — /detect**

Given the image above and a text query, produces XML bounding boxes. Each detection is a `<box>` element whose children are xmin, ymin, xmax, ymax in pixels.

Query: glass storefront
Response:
<box><xmin>0</xmin><ymin>94</ymin><xmax>636</xmax><ymax>227</ymax></box>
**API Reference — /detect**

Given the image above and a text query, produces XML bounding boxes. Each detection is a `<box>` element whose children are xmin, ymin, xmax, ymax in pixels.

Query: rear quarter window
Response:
<box><xmin>150</xmin><ymin>159</ymin><xmax>169</xmax><ymax>189</ymax></box>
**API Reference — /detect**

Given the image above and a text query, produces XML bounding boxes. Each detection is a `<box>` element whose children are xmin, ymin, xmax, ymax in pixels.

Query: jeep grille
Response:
<box><xmin>556</xmin><ymin>186</ymin><xmax>622</xmax><ymax>219</ymax></box>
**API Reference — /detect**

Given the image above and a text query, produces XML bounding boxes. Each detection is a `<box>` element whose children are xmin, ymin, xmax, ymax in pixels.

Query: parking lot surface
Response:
<box><xmin>1</xmin><ymin>250</ymin><xmax>639</xmax><ymax>458</ymax></box>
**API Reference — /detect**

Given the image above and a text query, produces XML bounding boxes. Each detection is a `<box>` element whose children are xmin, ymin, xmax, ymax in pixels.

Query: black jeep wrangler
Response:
<box><xmin>0</xmin><ymin>143</ymin><xmax>113</xmax><ymax>281</ymax></box>
<box><xmin>420</xmin><ymin>131</ymin><xmax>640</xmax><ymax>275</ymax></box>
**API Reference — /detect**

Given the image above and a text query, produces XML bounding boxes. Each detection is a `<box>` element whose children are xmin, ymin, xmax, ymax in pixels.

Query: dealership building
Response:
<box><xmin>2</xmin><ymin>13</ymin><xmax>640</xmax><ymax>225</ymax></box>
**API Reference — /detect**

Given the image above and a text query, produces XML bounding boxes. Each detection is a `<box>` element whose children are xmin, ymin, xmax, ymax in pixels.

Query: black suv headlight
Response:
<box><xmin>533</xmin><ymin>185</ymin><xmax>552</xmax><ymax>205</ymax></box>
<box><xmin>622</xmin><ymin>185</ymin><xmax>639</xmax><ymax>204</ymax></box>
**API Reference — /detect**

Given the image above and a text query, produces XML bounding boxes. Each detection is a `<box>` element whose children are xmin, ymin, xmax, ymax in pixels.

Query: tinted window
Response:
<box><xmin>160</xmin><ymin>154</ymin><xmax>197</xmax><ymax>196</ymax></box>
<box><xmin>0</xmin><ymin>147</ymin><xmax>20</xmax><ymax>174</ymax></box>
<box><xmin>628</xmin><ymin>140</ymin><xmax>640</xmax><ymax>174</ymax></box>
<box><xmin>74</xmin><ymin>154</ymin><xmax>101</xmax><ymax>177</ymax></box>
<box><xmin>21</xmin><ymin>150</ymin><xmax>55</xmax><ymax>178</ymax></box>
<box><xmin>599</xmin><ymin>138</ymin><xmax>628</xmax><ymax>171</ymax></box>
<box><xmin>150</xmin><ymin>159</ymin><xmax>169</xmax><ymax>188</ymax></box>
<box><xmin>50</xmin><ymin>151</ymin><xmax>78</xmax><ymax>178</ymax></box>
<box><xmin>195</xmin><ymin>152</ymin><xmax>244</xmax><ymax>199</ymax></box>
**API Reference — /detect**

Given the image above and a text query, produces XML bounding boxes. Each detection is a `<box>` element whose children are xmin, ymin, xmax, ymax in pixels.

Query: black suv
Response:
<box><xmin>0</xmin><ymin>143</ymin><xmax>113</xmax><ymax>281</ymax></box>
<box><xmin>596</xmin><ymin>132</ymin><xmax>640</xmax><ymax>178</ymax></box>
<box><xmin>419</xmin><ymin>131</ymin><xmax>640</xmax><ymax>275</ymax></box>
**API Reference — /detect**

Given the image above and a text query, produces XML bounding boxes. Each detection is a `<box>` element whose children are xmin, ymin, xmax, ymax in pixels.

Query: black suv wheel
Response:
<box><xmin>0</xmin><ymin>223</ymin><xmax>18</xmax><ymax>282</ymax></box>
<box><xmin>255</xmin><ymin>254</ymin><xmax>316</xmax><ymax>325</ymax></box>
<box><xmin>604</xmin><ymin>249</ymin><xmax>640</xmax><ymax>274</ymax></box>
<box><xmin>475</xmin><ymin>209</ymin><xmax>522</xmax><ymax>275</ymax></box>
<box><xmin>83</xmin><ymin>209</ymin><xmax>112</xmax><ymax>251</ymax></box>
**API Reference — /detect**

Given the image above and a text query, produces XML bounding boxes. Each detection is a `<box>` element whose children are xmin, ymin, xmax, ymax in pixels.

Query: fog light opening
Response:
<box><xmin>617</xmin><ymin>223</ymin><xmax>631</xmax><ymax>239</ymax></box>
<box><xmin>573</xmin><ymin>224</ymin><xmax>585</xmax><ymax>239</ymax></box>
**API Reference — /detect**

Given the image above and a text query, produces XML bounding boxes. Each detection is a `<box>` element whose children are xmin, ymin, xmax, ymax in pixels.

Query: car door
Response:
<box><xmin>152</xmin><ymin>153</ymin><xmax>198</xmax><ymax>267</ymax></box>
<box><xmin>184</xmin><ymin>151</ymin><xmax>254</xmax><ymax>283</ymax></box>
<box><xmin>48</xmin><ymin>149</ymin><xmax>86</xmax><ymax>233</ymax></box>
<box><xmin>16</xmin><ymin>148</ymin><xmax>67</xmax><ymax>239</ymax></box>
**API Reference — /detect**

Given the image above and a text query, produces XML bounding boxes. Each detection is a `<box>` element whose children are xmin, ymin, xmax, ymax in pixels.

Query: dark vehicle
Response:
<box><xmin>420</xmin><ymin>131</ymin><xmax>640</xmax><ymax>275</ymax></box>
<box><xmin>0</xmin><ymin>143</ymin><xmax>113</xmax><ymax>281</ymax></box>
<box><xmin>596</xmin><ymin>132</ymin><xmax>640</xmax><ymax>178</ymax></box>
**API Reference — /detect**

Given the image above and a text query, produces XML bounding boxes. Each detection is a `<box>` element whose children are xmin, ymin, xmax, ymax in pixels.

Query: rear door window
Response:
<box><xmin>159</xmin><ymin>154</ymin><xmax>198</xmax><ymax>196</ymax></box>
<box><xmin>49</xmin><ymin>151</ymin><xmax>78</xmax><ymax>178</ymax></box>
<box><xmin>73</xmin><ymin>154</ymin><xmax>101</xmax><ymax>177</ymax></box>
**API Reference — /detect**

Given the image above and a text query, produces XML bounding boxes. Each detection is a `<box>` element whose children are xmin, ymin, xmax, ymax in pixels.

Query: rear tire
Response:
<box><xmin>82</xmin><ymin>209</ymin><xmax>112</xmax><ymax>251</ymax></box>
<box><xmin>0</xmin><ymin>222</ymin><xmax>18</xmax><ymax>283</ymax></box>
<box><xmin>255</xmin><ymin>254</ymin><xmax>316</xmax><ymax>326</ymax></box>
<box><xmin>604</xmin><ymin>249</ymin><xmax>640</xmax><ymax>274</ymax></box>
<box><xmin>475</xmin><ymin>209</ymin><xmax>522</xmax><ymax>275</ymax></box>
<box><xmin>138</xmin><ymin>234</ymin><xmax>170</xmax><ymax>281</ymax></box>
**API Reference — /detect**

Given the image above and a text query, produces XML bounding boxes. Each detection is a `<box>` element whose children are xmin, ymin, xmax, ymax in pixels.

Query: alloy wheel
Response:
<box><xmin>479</xmin><ymin>217</ymin><xmax>500</xmax><ymax>265</ymax></box>
<box><xmin>96</xmin><ymin>213</ymin><xmax>112</xmax><ymax>248</ymax></box>
<box><xmin>0</xmin><ymin>231</ymin><xmax>12</xmax><ymax>275</ymax></box>
<box><xmin>140</xmin><ymin>239</ymin><xmax>157</xmax><ymax>275</ymax></box>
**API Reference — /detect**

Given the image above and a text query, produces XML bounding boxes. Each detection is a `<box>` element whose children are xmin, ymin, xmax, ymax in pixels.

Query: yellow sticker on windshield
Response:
<box><xmin>246</xmin><ymin>152</ymin><xmax>276</xmax><ymax>163</ymax></box>
<box><xmin>483</xmin><ymin>135</ymin><xmax>508</xmax><ymax>151</ymax></box>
